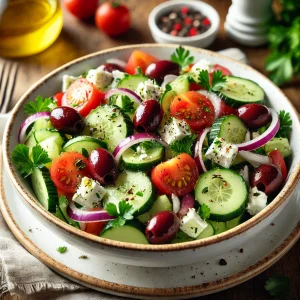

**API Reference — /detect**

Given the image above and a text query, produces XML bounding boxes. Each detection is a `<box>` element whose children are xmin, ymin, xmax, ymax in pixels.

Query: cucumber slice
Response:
<box><xmin>218</xmin><ymin>76</ymin><xmax>265</xmax><ymax>108</ymax></box>
<box><xmin>264</xmin><ymin>137</ymin><xmax>291</xmax><ymax>158</ymax></box>
<box><xmin>209</xmin><ymin>115</ymin><xmax>247</xmax><ymax>145</ymax></box>
<box><xmin>209</xmin><ymin>220</ymin><xmax>227</xmax><ymax>234</ymax></box>
<box><xmin>160</xmin><ymin>89</ymin><xmax>177</xmax><ymax>114</ymax></box>
<box><xmin>31</xmin><ymin>168</ymin><xmax>58</xmax><ymax>213</ymax></box>
<box><xmin>39</xmin><ymin>136</ymin><xmax>63</xmax><ymax>167</ymax></box>
<box><xmin>101</xmin><ymin>220</ymin><xmax>148</xmax><ymax>244</ymax></box>
<box><xmin>85</xmin><ymin>105</ymin><xmax>133</xmax><ymax>152</ymax></box>
<box><xmin>195</xmin><ymin>168</ymin><xmax>248</xmax><ymax>222</ymax></box>
<box><xmin>103</xmin><ymin>171</ymin><xmax>155</xmax><ymax>216</ymax></box>
<box><xmin>195</xmin><ymin>221</ymin><xmax>215</xmax><ymax>239</ymax></box>
<box><xmin>122</xmin><ymin>143</ymin><xmax>164</xmax><ymax>171</ymax></box>
<box><xmin>226</xmin><ymin>213</ymin><xmax>245</xmax><ymax>230</ymax></box>
<box><xmin>169</xmin><ymin>74</ymin><xmax>190</xmax><ymax>95</ymax></box>
<box><xmin>63</xmin><ymin>136</ymin><xmax>107</xmax><ymax>154</ymax></box>
<box><xmin>33</xmin><ymin>118</ymin><xmax>53</xmax><ymax>130</ymax></box>
<box><xmin>171</xmin><ymin>230</ymin><xmax>194</xmax><ymax>243</ymax></box>
<box><xmin>117</xmin><ymin>74</ymin><xmax>149</xmax><ymax>91</ymax></box>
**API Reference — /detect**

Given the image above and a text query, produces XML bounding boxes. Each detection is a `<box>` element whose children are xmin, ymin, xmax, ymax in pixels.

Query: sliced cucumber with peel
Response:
<box><xmin>217</xmin><ymin>76</ymin><xmax>265</xmax><ymax>108</ymax></box>
<box><xmin>195</xmin><ymin>168</ymin><xmax>248</xmax><ymax>222</ymax></box>
<box><xmin>169</xmin><ymin>74</ymin><xmax>190</xmax><ymax>95</ymax></box>
<box><xmin>117</xmin><ymin>74</ymin><xmax>150</xmax><ymax>91</ymax></box>
<box><xmin>160</xmin><ymin>89</ymin><xmax>177</xmax><ymax>114</ymax></box>
<box><xmin>209</xmin><ymin>220</ymin><xmax>228</xmax><ymax>234</ymax></box>
<box><xmin>63</xmin><ymin>136</ymin><xmax>107</xmax><ymax>154</ymax></box>
<box><xmin>195</xmin><ymin>221</ymin><xmax>215</xmax><ymax>239</ymax></box>
<box><xmin>103</xmin><ymin>171</ymin><xmax>155</xmax><ymax>216</ymax></box>
<box><xmin>209</xmin><ymin>115</ymin><xmax>247</xmax><ymax>145</ymax></box>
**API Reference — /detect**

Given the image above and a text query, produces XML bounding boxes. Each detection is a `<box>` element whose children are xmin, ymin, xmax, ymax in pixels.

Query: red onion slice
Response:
<box><xmin>105</xmin><ymin>88</ymin><xmax>142</xmax><ymax>106</ymax></box>
<box><xmin>239</xmin><ymin>150</ymin><xmax>271</xmax><ymax>167</ymax></box>
<box><xmin>113</xmin><ymin>133</ymin><xmax>167</xmax><ymax>164</ymax></box>
<box><xmin>106</xmin><ymin>58</ymin><xmax>127</xmax><ymax>69</ymax></box>
<box><xmin>18</xmin><ymin>112</ymin><xmax>51</xmax><ymax>143</ymax></box>
<box><xmin>67</xmin><ymin>202</ymin><xmax>115</xmax><ymax>223</ymax></box>
<box><xmin>198</xmin><ymin>90</ymin><xmax>221</xmax><ymax>119</ymax></box>
<box><xmin>236</xmin><ymin>109</ymin><xmax>279</xmax><ymax>151</ymax></box>
<box><xmin>161</xmin><ymin>74</ymin><xmax>178</xmax><ymax>89</ymax></box>
<box><xmin>194</xmin><ymin>128</ymin><xmax>210</xmax><ymax>173</ymax></box>
<box><xmin>178</xmin><ymin>193</ymin><xmax>195</xmax><ymax>218</ymax></box>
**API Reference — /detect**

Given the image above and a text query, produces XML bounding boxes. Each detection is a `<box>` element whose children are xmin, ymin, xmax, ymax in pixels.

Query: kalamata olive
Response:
<box><xmin>145</xmin><ymin>60</ymin><xmax>180</xmax><ymax>84</ymax></box>
<box><xmin>251</xmin><ymin>164</ymin><xmax>283</xmax><ymax>196</ymax></box>
<box><xmin>50</xmin><ymin>106</ymin><xmax>84</xmax><ymax>134</ymax></box>
<box><xmin>88</xmin><ymin>148</ymin><xmax>118</xmax><ymax>185</ymax></box>
<box><xmin>237</xmin><ymin>104</ymin><xmax>271</xmax><ymax>129</ymax></box>
<box><xmin>133</xmin><ymin>100</ymin><xmax>163</xmax><ymax>132</ymax></box>
<box><xmin>101</xmin><ymin>63</ymin><xmax>124</xmax><ymax>73</ymax></box>
<box><xmin>146</xmin><ymin>211</ymin><xmax>180</xmax><ymax>244</ymax></box>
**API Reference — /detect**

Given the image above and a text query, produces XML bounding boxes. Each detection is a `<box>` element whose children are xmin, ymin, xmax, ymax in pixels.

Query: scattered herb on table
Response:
<box><xmin>265</xmin><ymin>274</ymin><xmax>290</xmax><ymax>298</ymax></box>
<box><xmin>57</xmin><ymin>246</ymin><xmax>68</xmax><ymax>254</ymax></box>
<box><xmin>79</xmin><ymin>255</ymin><xmax>88</xmax><ymax>259</ymax></box>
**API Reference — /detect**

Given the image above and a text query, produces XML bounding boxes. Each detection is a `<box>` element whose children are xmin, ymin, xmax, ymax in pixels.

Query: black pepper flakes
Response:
<box><xmin>219</xmin><ymin>258</ymin><xmax>227</xmax><ymax>266</ymax></box>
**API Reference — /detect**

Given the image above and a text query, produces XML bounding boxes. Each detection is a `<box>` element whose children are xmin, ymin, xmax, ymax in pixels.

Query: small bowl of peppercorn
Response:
<box><xmin>148</xmin><ymin>0</ymin><xmax>220</xmax><ymax>48</ymax></box>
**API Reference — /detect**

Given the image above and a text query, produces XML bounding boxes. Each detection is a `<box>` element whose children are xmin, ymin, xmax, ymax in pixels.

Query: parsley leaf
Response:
<box><xmin>170</xmin><ymin>46</ymin><xmax>194</xmax><ymax>69</ymax></box>
<box><xmin>81</xmin><ymin>148</ymin><xmax>89</xmax><ymax>159</ymax></box>
<box><xmin>197</xmin><ymin>204</ymin><xmax>210</xmax><ymax>220</ymax></box>
<box><xmin>198</xmin><ymin>70</ymin><xmax>227</xmax><ymax>92</ymax></box>
<box><xmin>12</xmin><ymin>144</ymin><xmax>51</xmax><ymax>177</ymax></box>
<box><xmin>265</xmin><ymin>274</ymin><xmax>290</xmax><ymax>298</ymax></box>
<box><xmin>24</xmin><ymin>96</ymin><xmax>54</xmax><ymax>116</ymax></box>
<box><xmin>105</xmin><ymin>200</ymin><xmax>134</xmax><ymax>229</ymax></box>
<box><xmin>57</xmin><ymin>246</ymin><xmax>67</xmax><ymax>254</ymax></box>
<box><xmin>120</xmin><ymin>96</ymin><xmax>135</xmax><ymax>114</ymax></box>
<box><xmin>276</xmin><ymin>110</ymin><xmax>292</xmax><ymax>138</ymax></box>
<box><xmin>169</xmin><ymin>134</ymin><xmax>198</xmax><ymax>156</ymax></box>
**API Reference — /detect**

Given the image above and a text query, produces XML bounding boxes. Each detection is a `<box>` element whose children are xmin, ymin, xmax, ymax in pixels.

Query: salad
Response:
<box><xmin>12</xmin><ymin>47</ymin><xmax>293</xmax><ymax>245</ymax></box>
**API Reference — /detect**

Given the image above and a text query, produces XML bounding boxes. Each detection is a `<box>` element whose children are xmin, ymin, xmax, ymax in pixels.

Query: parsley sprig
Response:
<box><xmin>276</xmin><ymin>110</ymin><xmax>292</xmax><ymax>138</ymax></box>
<box><xmin>198</xmin><ymin>70</ymin><xmax>227</xmax><ymax>92</ymax></box>
<box><xmin>24</xmin><ymin>96</ymin><xmax>55</xmax><ymax>116</ymax></box>
<box><xmin>169</xmin><ymin>134</ymin><xmax>198</xmax><ymax>156</ymax></box>
<box><xmin>12</xmin><ymin>144</ymin><xmax>51</xmax><ymax>177</ymax></box>
<box><xmin>265</xmin><ymin>274</ymin><xmax>290</xmax><ymax>298</ymax></box>
<box><xmin>171</xmin><ymin>46</ymin><xmax>194</xmax><ymax>69</ymax></box>
<box><xmin>105</xmin><ymin>200</ymin><xmax>134</xmax><ymax>228</ymax></box>
<box><xmin>197</xmin><ymin>203</ymin><xmax>210</xmax><ymax>220</ymax></box>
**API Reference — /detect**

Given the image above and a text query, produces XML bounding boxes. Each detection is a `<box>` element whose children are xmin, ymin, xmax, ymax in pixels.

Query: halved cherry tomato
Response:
<box><xmin>64</xmin><ymin>0</ymin><xmax>98</xmax><ymax>20</ymax></box>
<box><xmin>170</xmin><ymin>91</ymin><xmax>215</xmax><ymax>131</ymax></box>
<box><xmin>57</xmin><ymin>188</ymin><xmax>73</xmax><ymax>201</ymax></box>
<box><xmin>62</xmin><ymin>78</ymin><xmax>106</xmax><ymax>117</ymax></box>
<box><xmin>268</xmin><ymin>150</ymin><xmax>288</xmax><ymax>182</ymax></box>
<box><xmin>125</xmin><ymin>50</ymin><xmax>158</xmax><ymax>75</ymax></box>
<box><xmin>50</xmin><ymin>152</ymin><xmax>91</xmax><ymax>194</ymax></box>
<box><xmin>213</xmin><ymin>64</ymin><xmax>232</xmax><ymax>76</ymax></box>
<box><xmin>53</xmin><ymin>92</ymin><xmax>64</xmax><ymax>106</ymax></box>
<box><xmin>151</xmin><ymin>153</ymin><xmax>199</xmax><ymax>196</ymax></box>
<box><xmin>218</xmin><ymin>100</ymin><xmax>237</xmax><ymax>117</ymax></box>
<box><xmin>84</xmin><ymin>208</ymin><xmax>107</xmax><ymax>236</ymax></box>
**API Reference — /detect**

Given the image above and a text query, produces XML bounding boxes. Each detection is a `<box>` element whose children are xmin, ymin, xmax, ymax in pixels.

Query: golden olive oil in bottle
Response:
<box><xmin>0</xmin><ymin>0</ymin><xmax>63</xmax><ymax>57</ymax></box>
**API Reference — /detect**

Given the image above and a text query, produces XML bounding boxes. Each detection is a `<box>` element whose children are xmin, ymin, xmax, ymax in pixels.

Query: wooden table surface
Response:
<box><xmin>1</xmin><ymin>0</ymin><xmax>299</xmax><ymax>299</ymax></box>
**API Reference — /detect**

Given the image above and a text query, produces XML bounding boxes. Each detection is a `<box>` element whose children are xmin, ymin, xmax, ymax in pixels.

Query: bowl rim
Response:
<box><xmin>3</xmin><ymin>43</ymin><xmax>300</xmax><ymax>252</ymax></box>
<box><xmin>148</xmin><ymin>0</ymin><xmax>220</xmax><ymax>42</ymax></box>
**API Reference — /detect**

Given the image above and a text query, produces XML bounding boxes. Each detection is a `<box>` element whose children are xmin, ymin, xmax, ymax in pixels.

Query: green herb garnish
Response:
<box><xmin>265</xmin><ymin>274</ymin><xmax>290</xmax><ymax>298</ymax></box>
<box><xmin>202</xmin><ymin>187</ymin><xmax>208</xmax><ymax>194</ymax></box>
<box><xmin>121</xmin><ymin>95</ymin><xmax>135</xmax><ymax>114</ymax></box>
<box><xmin>105</xmin><ymin>200</ymin><xmax>134</xmax><ymax>228</ymax></box>
<box><xmin>82</xmin><ymin>148</ymin><xmax>89</xmax><ymax>159</ymax></box>
<box><xmin>12</xmin><ymin>144</ymin><xmax>51</xmax><ymax>177</ymax></box>
<box><xmin>171</xmin><ymin>46</ymin><xmax>194</xmax><ymax>69</ymax></box>
<box><xmin>136</xmin><ymin>191</ymin><xmax>143</xmax><ymax>197</ymax></box>
<box><xmin>276</xmin><ymin>110</ymin><xmax>292</xmax><ymax>138</ymax></box>
<box><xmin>24</xmin><ymin>96</ymin><xmax>54</xmax><ymax>116</ymax></box>
<box><xmin>169</xmin><ymin>134</ymin><xmax>198</xmax><ymax>156</ymax></box>
<box><xmin>57</xmin><ymin>246</ymin><xmax>68</xmax><ymax>254</ymax></box>
<box><xmin>198</xmin><ymin>70</ymin><xmax>227</xmax><ymax>92</ymax></box>
<box><xmin>197</xmin><ymin>203</ymin><xmax>210</xmax><ymax>220</ymax></box>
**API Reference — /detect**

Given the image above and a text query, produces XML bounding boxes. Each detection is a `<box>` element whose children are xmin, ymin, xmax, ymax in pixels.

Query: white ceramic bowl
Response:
<box><xmin>148</xmin><ymin>0</ymin><xmax>220</xmax><ymax>47</ymax></box>
<box><xmin>2</xmin><ymin>44</ymin><xmax>300</xmax><ymax>267</ymax></box>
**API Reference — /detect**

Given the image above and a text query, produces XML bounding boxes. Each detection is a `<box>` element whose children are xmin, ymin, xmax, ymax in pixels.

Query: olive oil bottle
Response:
<box><xmin>0</xmin><ymin>0</ymin><xmax>63</xmax><ymax>57</ymax></box>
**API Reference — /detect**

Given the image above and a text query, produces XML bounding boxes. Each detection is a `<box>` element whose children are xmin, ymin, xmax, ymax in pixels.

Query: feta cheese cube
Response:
<box><xmin>247</xmin><ymin>187</ymin><xmax>268</xmax><ymax>216</ymax></box>
<box><xmin>72</xmin><ymin>177</ymin><xmax>106</xmax><ymax>209</ymax></box>
<box><xmin>190</xmin><ymin>59</ymin><xmax>213</xmax><ymax>81</ymax></box>
<box><xmin>110</xmin><ymin>70</ymin><xmax>127</xmax><ymax>88</ymax></box>
<box><xmin>86</xmin><ymin>69</ymin><xmax>113</xmax><ymax>90</ymax></box>
<box><xmin>135</xmin><ymin>79</ymin><xmax>163</xmax><ymax>101</ymax></box>
<box><xmin>62</xmin><ymin>75</ymin><xmax>79</xmax><ymax>92</ymax></box>
<box><xmin>180</xmin><ymin>208</ymin><xmax>208</xmax><ymax>238</ymax></box>
<box><xmin>205</xmin><ymin>137</ymin><xmax>238</xmax><ymax>168</ymax></box>
<box><xmin>158</xmin><ymin>118</ymin><xmax>191</xmax><ymax>145</ymax></box>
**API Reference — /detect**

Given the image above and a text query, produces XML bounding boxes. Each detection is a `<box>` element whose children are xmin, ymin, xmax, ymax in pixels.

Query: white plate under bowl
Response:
<box><xmin>1</xmin><ymin>165</ymin><xmax>299</xmax><ymax>299</ymax></box>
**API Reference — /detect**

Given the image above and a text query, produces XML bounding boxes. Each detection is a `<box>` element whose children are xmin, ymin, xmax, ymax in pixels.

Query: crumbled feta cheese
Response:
<box><xmin>180</xmin><ymin>208</ymin><xmax>208</xmax><ymax>238</ymax></box>
<box><xmin>72</xmin><ymin>177</ymin><xmax>106</xmax><ymax>209</ymax></box>
<box><xmin>135</xmin><ymin>79</ymin><xmax>163</xmax><ymax>101</ymax></box>
<box><xmin>158</xmin><ymin>118</ymin><xmax>191</xmax><ymax>145</ymax></box>
<box><xmin>110</xmin><ymin>70</ymin><xmax>127</xmax><ymax>88</ymax></box>
<box><xmin>190</xmin><ymin>59</ymin><xmax>213</xmax><ymax>81</ymax></box>
<box><xmin>62</xmin><ymin>75</ymin><xmax>79</xmax><ymax>92</ymax></box>
<box><xmin>86</xmin><ymin>69</ymin><xmax>113</xmax><ymax>90</ymax></box>
<box><xmin>171</xmin><ymin>194</ymin><xmax>180</xmax><ymax>213</ymax></box>
<box><xmin>205</xmin><ymin>137</ymin><xmax>238</xmax><ymax>168</ymax></box>
<box><xmin>247</xmin><ymin>187</ymin><xmax>268</xmax><ymax>216</ymax></box>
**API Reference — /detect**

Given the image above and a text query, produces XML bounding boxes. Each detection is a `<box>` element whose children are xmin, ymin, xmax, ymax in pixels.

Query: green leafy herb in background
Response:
<box><xmin>198</xmin><ymin>70</ymin><xmax>227</xmax><ymax>92</ymax></box>
<box><xmin>24</xmin><ymin>96</ymin><xmax>54</xmax><ymax>115</ymax></box>
<box><xmin>105</xmin><ymin>200</ymin><xmax>134</xmax><ymax>228</ymax></box>
<box><xmin>265</xmin><ymin>274</ymin><xmax>290</xmax><ymax>298</ymax></box>
<box><xmin>276</xmin><ymin>110</ymin><xmax>292</xmax><ymax>138</ymax></box>
<box><xmin>265</xmin><ymin>1</ymin><xmax>300</xmax><ymax>85</ymax></box>
<box><xmin>170</xmin><ymin>134</ymin><xmax>198</xmax><ymax>156</ymax></box>
<box><xmin>171</xmin><ymin>46</ymin><xmax>194</xmax><ymax>69</ymax></box>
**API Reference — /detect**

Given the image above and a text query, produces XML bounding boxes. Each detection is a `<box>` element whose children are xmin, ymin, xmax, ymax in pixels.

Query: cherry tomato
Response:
<box><xmin>64</xmin><ymin>0</ymin><xmax>98</xmax><ymax>20</ymax></box>
<box><xmin>151</xmin><ymin>153</ymin><xmax>199</xmax><ymax>196</ymax></box>
<box><xmin>50</xmin><ymin>152</ymin><xmax>91</xmax><ymax>194</ymax></box>
<box><xmin>95</xmin><ymin>2</ymin><xmax>130</xmax><ymax>37</ymax></box>
<box><xmin>62</xmin><ymin>79</ymin><xmax>106</xmax><ymax>117</ymax></box>
<box><xmin>57</xmin><ymin>189</ymin><xmax>73</xmax><ymax>201</ymax></box>
<box><xmin>268</xmin><ymin>150</ymin><xmax>288</xmax><ymax>182</ymax></box>
<box><xmin>170</xmin><ymin>91</ymin><xmax>215</xmax><ymax>131</ymax></box>
<box><xmin>251</xmin><ymin>164</ymin><xmax>283</xmax><ymax>196</ymax></box>
<box><xmin>53</xmin><ymin>92</ymin><xmax>64</xmax><ymax>106</ymax></box>
<box><xmin>125</xmin><ymin>50</ymin><xmax>158</xmax><ymax>75</ymax></box>
<box><xmin>145</xmin><ymin>211</ymin><xmax>180</xmax><ymax>244</ymax></box>
<box><xmin>213</xmin><ymin>64</ymin><xmax>232</xmax><ymax>76</ymax></box>
<box><xmin>218</xmin><ymin>100</ymin><xmax>237</xmax><ymax>117</ymax></box>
